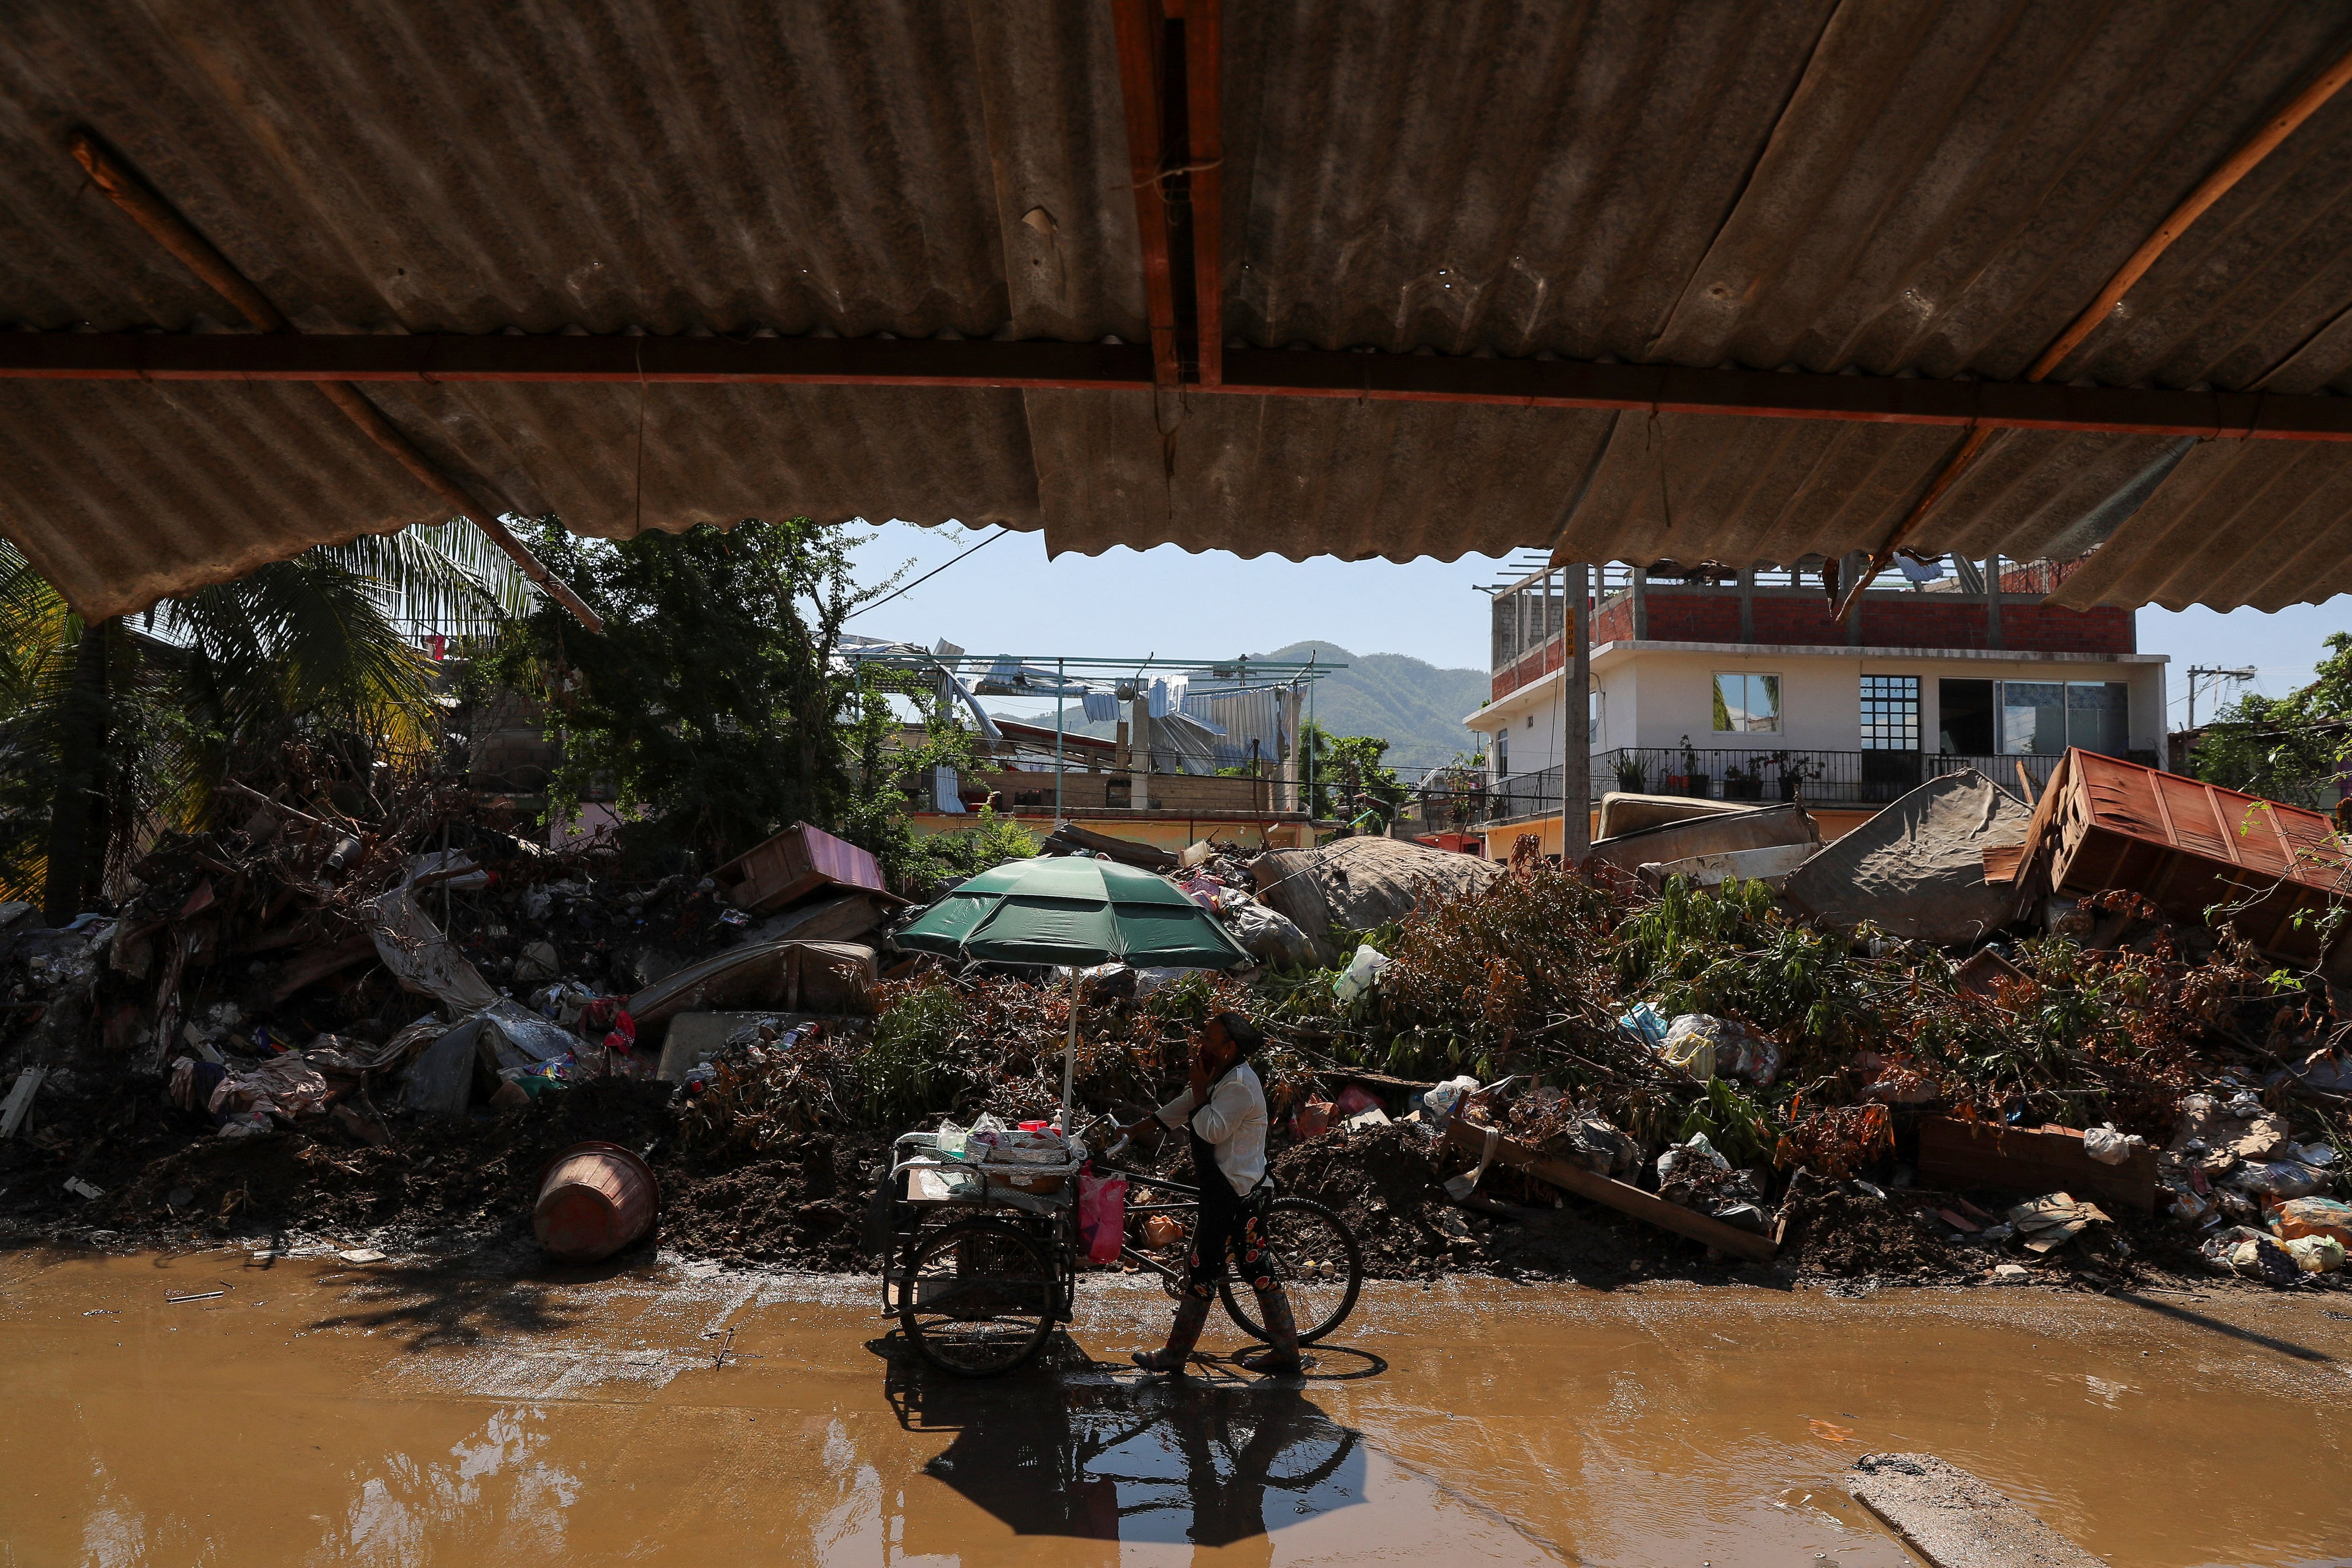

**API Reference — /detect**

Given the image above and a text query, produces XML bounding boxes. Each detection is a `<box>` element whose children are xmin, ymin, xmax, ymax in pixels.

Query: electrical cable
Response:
<box><xmin>845</xmin><ymin>527</ymin><xmax>1011</xmax><ymax>621</ymax></box>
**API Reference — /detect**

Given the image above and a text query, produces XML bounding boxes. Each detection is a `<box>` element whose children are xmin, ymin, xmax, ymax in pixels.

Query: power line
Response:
<box><xmin>844</xmin><ymin>527</ymin><xmax>1010</xmax><ymax>621</ymax></box>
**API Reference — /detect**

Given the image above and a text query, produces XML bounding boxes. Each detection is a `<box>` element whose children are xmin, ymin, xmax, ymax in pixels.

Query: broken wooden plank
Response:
<box><xmin>1916</xmin><ymin>1117</ymin><xmax>2156</xmax><ymax>1213</ymax></box>
<box><xmin>0</xmin><ymin>1066</ymin><xmax>46</xmax><ymax>1139</ymax></box>
<box><xmin>1849</xmin><ymin>1453</ymin><xmax>2102</xmax><ymax>1568</ymax></box>
<box><xmin>1444</xmin><ymin>1117</ymin><xmax>1776</xmax><ymax>1263</ymax></box>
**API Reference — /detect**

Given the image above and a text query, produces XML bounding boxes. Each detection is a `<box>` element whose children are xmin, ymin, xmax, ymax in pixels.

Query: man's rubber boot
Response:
<box><xmin>1237</xmin><ymin>1287</ymin><xmax>1303</xmax><ymax>1375</ymax></box>
<box><xmin>1132</xmin><ymin>1294</ymin><xmax>1211</xmax><ymax>1374</ymax></box>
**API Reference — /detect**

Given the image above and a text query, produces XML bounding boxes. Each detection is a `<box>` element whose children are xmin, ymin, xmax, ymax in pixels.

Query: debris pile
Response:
<box><xmin>3</xmin><ymin>756</ymin><xmax>2346</xmax><ymax>1296</ymax></box>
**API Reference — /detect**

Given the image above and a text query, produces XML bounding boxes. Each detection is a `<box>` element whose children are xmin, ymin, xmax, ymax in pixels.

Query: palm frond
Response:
<box><xmin>316</xmin><ymin>519</ymin><xmax>538</xmax><ymax>640</ymax></box>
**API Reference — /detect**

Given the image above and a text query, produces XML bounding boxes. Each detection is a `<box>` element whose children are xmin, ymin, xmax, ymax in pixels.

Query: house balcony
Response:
<box><xmin>1470</xmin><ymin>748</ymin><xmax>2109</xmax><ymax>824</ymax></box>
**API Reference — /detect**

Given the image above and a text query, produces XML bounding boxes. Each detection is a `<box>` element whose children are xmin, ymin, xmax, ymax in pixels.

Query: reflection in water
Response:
<box><xmin>319</xmin><ymin>1405</ymin><xmax>580</xmax><ymax>1566</ymax></box>
<box><xmin>882</xmin><ymin>1339</ymin><xmax>1366</xmax><ymax>1560</ymax></box>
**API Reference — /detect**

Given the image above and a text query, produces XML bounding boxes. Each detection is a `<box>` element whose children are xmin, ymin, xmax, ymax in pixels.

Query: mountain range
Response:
<box><xmin>1252</xmin><ymin>641</ymin><xmax>1487</xmax><ymax>775</ymax></box>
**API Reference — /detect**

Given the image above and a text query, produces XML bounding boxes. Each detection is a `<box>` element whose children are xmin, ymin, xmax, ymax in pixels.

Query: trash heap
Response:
<box><xmin>3</xmin><ymin>758</ymin><xmax>2347</xmax><ymax>1296</ymax></box>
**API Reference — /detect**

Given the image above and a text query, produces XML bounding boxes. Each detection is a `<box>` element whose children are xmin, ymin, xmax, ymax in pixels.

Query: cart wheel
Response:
<box><xmin>900</xmin><ymin>1217</ymin><xmax>1057</xmax><ymax>1377</ymax></box>
<box><xmin>1218</xmin><ymin>1196</ymin><xmax>1363</xmax><ymax>1345</ymax></box>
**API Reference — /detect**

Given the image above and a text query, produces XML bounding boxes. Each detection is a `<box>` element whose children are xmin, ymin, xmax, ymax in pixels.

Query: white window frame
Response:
<box><xmin>1711</xmin><ymin>671</ymin><xmax>1782</xmax><ymax>733</ymax></box>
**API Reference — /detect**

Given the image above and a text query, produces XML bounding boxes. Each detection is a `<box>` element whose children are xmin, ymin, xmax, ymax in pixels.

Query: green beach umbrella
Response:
<box><xmin>896</xmin><ymin>855</ymin><xmax>1251</xmax><ymax>1126</ymax></box>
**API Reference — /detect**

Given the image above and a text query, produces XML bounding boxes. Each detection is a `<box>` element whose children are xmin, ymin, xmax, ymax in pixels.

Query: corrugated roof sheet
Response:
<box><xmin>6</xmin><ymin>0</ymin><xmax>2352</xmax><ymax>616</ymax></box>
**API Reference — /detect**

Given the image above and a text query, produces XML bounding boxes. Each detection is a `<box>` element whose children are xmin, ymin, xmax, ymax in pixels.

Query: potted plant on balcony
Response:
<box><xmin>1674</xmin><ymin>735</ymin><xmax>1709</xmax><ymax>798</ymax></box>
<box><xmin>1766</xmin><ymin>749</ymin><xmax>1822</xmax><ymax>802</ymax></box>
<box><xmin>1722</xmin><ymin>760</ymin><xmax>1765</xmax><ymax>800</ymax></box>
<box><xmin>1612</xmin><ymin>755</ymin><xmax>1648</xmax><ymax>794</ymax></box>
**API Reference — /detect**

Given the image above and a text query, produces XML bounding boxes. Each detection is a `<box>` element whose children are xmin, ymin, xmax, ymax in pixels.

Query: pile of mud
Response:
<box><xmin>1</xmin><ymin>1072</ymin><xmax>886</xmax><ymax>1269</ymax></box>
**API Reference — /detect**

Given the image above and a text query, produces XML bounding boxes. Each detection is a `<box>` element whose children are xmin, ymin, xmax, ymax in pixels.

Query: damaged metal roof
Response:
<box><xmin>6</xmin><ymin>0</ymin><xmax>2352</xmax><ymax>618</ymax></box>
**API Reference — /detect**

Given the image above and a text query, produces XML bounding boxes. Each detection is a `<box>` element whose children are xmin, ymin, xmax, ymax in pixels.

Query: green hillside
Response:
<box><xmin>1260</xmin><ymin>641</ymin><xmax>1488</xmax><ymax>775</ymax></box>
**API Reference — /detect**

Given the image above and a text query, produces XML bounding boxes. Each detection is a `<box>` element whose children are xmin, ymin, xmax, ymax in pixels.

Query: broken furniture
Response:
<box><xmin>1915</xmin><ymin>1116</ymin><xmax>2157</xmax><ymax>1213</ymax></box>
<box><xmin>2008</xmin><ymin>749</ymin><xmax>2352</xmax><ymax>970</ymax></box>
<box><xmin>711</xmin><ymin>822</ymin><xmax>886</xmax><ymax>914</ymax></box>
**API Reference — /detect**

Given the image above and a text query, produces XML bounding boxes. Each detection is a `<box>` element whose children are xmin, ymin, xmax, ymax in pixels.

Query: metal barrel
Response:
<box><xmin>532</xmin><ymin>1141</ymin><xmax>659</xmax><ymax>1262</ymax></box>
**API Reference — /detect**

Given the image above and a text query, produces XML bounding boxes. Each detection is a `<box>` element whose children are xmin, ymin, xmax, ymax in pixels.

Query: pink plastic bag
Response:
<box><xmin>1077</xmin><ymin>1170</ymin><xmax>1128</xmax><ymax>1264</ymax></box>
<box><xmin>1331</xmin><ymin>1085</ymin><xmax>1381</xmax><ymax>1119</ymax></box>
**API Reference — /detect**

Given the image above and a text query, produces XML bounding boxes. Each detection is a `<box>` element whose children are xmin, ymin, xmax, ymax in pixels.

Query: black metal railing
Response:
<box><xmin>1471</xmin><ymin>747</ymin><xmax>2089</xmax><ymax>821</ymax></box>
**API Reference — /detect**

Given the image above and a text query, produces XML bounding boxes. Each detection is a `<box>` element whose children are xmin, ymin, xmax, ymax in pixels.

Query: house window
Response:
<box><xmin>1711</xmin><ymin>672</ymin><xmax>1780</xmax><ymax>732</ymax></box>
<box><xmin>1494</xmin><ymin>727</ymin><xmax>1509</xmax><ymax>779</ymax></box>
<box><xmin>1998</xmin><ymin>680</ymin><xmax>2129</xmax><ymax>756</ymax></box>
<box><xmin>1859</xmin><ymin>675</ymin><xmax>1920</xmax><ymax>750</ymax></box>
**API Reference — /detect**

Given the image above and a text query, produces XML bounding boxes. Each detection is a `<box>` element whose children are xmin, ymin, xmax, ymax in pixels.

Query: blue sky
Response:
<box><xmin>843</xmin><ymin>520</ymin><xmax>2346</xmax><ymax>734</ymax></box>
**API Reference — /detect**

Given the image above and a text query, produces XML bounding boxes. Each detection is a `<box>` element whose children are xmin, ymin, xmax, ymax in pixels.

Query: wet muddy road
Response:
<box><xmin>3</xmin><ymin>1249</ymin><xmax>2348</xmax><ymax>1566</ymax></box>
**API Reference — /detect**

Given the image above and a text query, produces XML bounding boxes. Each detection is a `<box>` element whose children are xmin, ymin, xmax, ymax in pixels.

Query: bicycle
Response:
<box><xmin>1094</xmin><ymin>1151</ymin><xmax>1365</xmax><ymax>1350</ymax></box>
<box><xmin>873</xmin><ymin>1121</ymin><xmax>1365</xmax><ymax>1377</ymax></box>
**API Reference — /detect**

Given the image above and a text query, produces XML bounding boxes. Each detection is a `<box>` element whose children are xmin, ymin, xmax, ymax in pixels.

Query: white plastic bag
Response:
<box><xmin>1420</xmin><ymin>1075</ymin><xmax>1482</xmax><ymax>1131</ymax></box>
<box><xmin>2082</xmin><ymin>1123</ymin><xmax>2144</xmax><ymax>1167</ymax></box>
<box><xmin>1656</xmin><ymin>1131</ymin><xmax>1731</xmax><ymax>1186</ymax></box>
<box><xmin>1659</xmin><ymin>1015</ymin><xmax>1721</xmax><ymax>1081</ymax></box>
<box><xmin>1332</xmin><ymin>942</ymin><xmax>1391</xmax><ymax>1006</ymax></box>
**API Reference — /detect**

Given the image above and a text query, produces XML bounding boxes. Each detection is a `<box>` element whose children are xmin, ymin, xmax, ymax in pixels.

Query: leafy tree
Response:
<box><xmin>0</xmin><ymin>528</ymin><xmax>524</xmax><ymax>916</ymax></box>
<box><xmin>1299</xmin><ymin>720</ymin><xmax>1407</xmax><ymax>827</ymax></box>
<box><xmin>2189</xmin><ymin>633</ymin><xmax>2352</xmax><ymax>809</ymax></box>
<box><xmin>488</xmin><ymin>517</ymin><xmax>876</xmax><ymax>871</ymax></box>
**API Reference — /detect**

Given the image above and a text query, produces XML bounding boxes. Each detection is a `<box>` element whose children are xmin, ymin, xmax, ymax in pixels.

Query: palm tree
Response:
<box><xmin>0</xmin><ymin>524</ymin><xmax>532</xmax><ymax>919</ymax></box>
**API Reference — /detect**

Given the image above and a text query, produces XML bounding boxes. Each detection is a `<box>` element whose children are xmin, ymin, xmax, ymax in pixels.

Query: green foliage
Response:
<box><xmin>1679</xmin><ymin>1078</ymin><xmax>1772</xmax><ymax>1167</ymax></box>
<box><xmin>1300</xmin><ymin>720</ymin><xmax>1409</xmax><ymax>825</ymax></box>
<box><xmin>858</xmin><ymin>982</ymin><xmax>973</xmax><ymax>1127</ymax></box>
<box><xmin>1620</xmin><ymin>877</ymin><xmax>1876</xmax><ymax>1051</ymax></box>
<box><xmin>487</xmin><ymin>517</ymin><xmax>867</xmax><ymax>871</ymax></box>
<box><xmin>2189</xmin><ymin>631</ymin><xmax>2352</xmax><ymax>808</ymax></box>
<box><xmin>0</xmin><ymin>531</ymin><xmax>517</xmax><ymax>908</ymax></box>
<box><xmin>895</xmin><ymin>807</ymin><xmax>1042</xmax><ymax>894</ymax></box>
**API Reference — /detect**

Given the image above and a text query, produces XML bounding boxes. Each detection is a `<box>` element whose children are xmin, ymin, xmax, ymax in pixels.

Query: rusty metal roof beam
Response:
<box><xmin>1834</xmin><ymin>40</ymin><xmax>2352</xmax><ymax>618</ymax></box>
<box><xmin>13</xmin><ymin>331</ymin><xmax>2352</xmax><ymax>442</ymax></box>
<box><xmin>65</xmin><ymin>130</ymin><xmax>604</xmax><ymax>633</ymax></box>
<box><xmin>1112</xmin><ymin>0</ymin><xmax>1183</xmax><ymax>387</ymax></box>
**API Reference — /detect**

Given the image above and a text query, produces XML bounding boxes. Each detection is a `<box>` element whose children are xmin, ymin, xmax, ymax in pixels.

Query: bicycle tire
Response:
<box><xmin>1217</xmin><ymin>1196</ymin><xmax>1363</xmax><ymax>1345</ymax></box>
<box><xmin>900</xmin><ymin>1217</ymin><xmax>1056</xmax><ymax>1377</ymax></box>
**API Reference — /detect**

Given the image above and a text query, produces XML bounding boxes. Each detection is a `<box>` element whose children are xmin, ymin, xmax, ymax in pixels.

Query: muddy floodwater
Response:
<box><xmin>3</xmin><ymin>1249</ymin><xmax>2348</xmax><ymax>1566</ymax></box>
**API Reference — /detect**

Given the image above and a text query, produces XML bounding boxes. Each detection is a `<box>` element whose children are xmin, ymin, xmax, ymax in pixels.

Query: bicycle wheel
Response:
<box><xmin>900</xmin><ymin>1218</ymin><xmax>1056</xmax><ymax>1377</ymax></box>
<box><xmin>1218</xmin><ymin>1196</ymin><xmax>1363</xmax><ymax>1345</ymax></box>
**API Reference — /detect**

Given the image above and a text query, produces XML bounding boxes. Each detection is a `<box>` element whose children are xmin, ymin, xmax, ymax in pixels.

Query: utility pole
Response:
<box><xmin>2185</xmin><ymin>665</ymin><xmax>2258</xmax><ymax>729</ymax></box>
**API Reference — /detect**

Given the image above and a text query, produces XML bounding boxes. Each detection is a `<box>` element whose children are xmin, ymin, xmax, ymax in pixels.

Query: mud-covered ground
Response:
<box><xmin>0</xmin><ymin>1073</ymin><xmax>2300</xmax><ymax>1295</ymax></box>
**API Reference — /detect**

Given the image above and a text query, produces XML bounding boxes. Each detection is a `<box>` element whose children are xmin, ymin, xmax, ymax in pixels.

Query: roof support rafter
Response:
<box><xmin>1835</xmin><ymin>40</ymin><xmax>2352</xmax><ymax>617</ymax></box>
<box><xmin>10</xmin><ymin>331</ymin><xmax>2352</xmax><ymax>441</ymax></box>
<box><xmin>65</xmin><ymin>129</ymin><xmax>604</xmax><ymax>632</ymax></box>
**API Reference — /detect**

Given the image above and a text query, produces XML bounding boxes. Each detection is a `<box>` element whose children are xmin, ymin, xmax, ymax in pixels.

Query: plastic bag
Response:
<box><xmin>1617</xmin><ymin>1002</ymin><xmax>1670</xmax><ymax>1050</ymax></box>
<box><xmin>1076</xmin><ymin>1170</ymin><xmax>1128</xmax><ymax>1264</ymax></box>
<box><xmin>1420</xmin><ymin>1075</ymin><xmax>1481</xmax><ymax>1131</ymax></box>
<box><xmin>2082</xmin><ymin>1123</ymin><xmax>2145</xmax><ymax>1166</ymax></box>
<box><xmin>1659</xmin><ymin>1015</ymin><xmax>1721</xmax><ymax>1081</ymax></box>
<box><xmin>1331</xmin><ymin>1085</ymin><xmax>1381</xmax><ymax>1120</ymax></box>
<box><xmin>1727</xmin><ymin>1029</ymin><xmax>1783</xmax><ymax>1088</ymax></box>
<box><xmin>1656</xmin><ymin>1132</ymin><xmax>1731</xmax><ymax>1186</ymax></box>
<box><xmin>2230</xmin><ymin>1159</ymin><xmax>2326</xmax><ymax>1200</ymax></box>
<box><xmin>2270</xmin><ymin>1196</ymin><xmax>2352</xmax><ymax>1246</ymax></box>
<box><xmin>2284</xmin><ymin>1233</ymin><xmax>2346</xmax><ymax>1274</ymax></box>
<box><xmin>2199</xmin><ymin>1226</ymin><xmax>2300</xmax><ymax>1285</ymax></box>
<box><xmin>1332</xmin><ymin>943</ymin><xmax>1391</xmax><ymax>1006</ymax></box>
